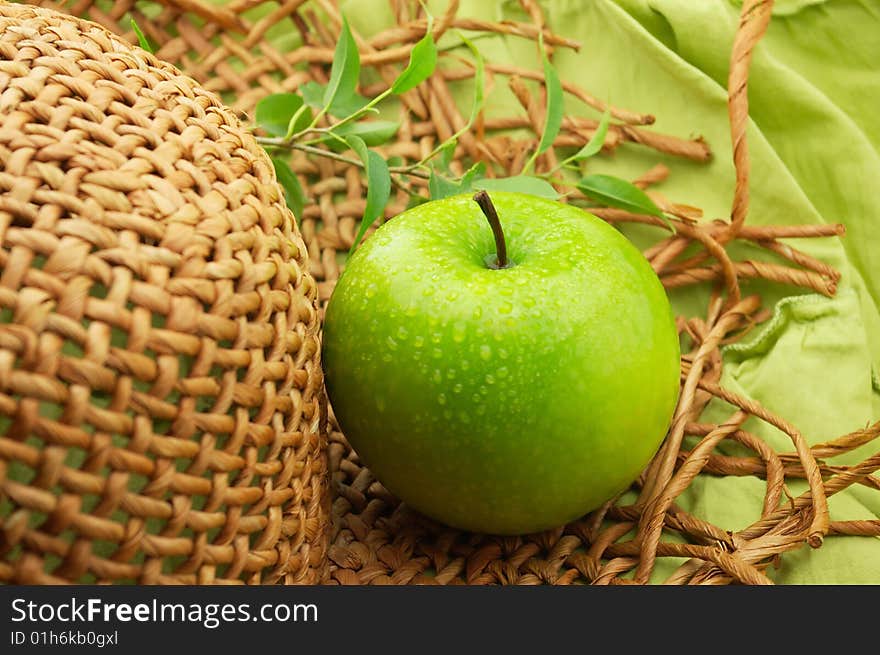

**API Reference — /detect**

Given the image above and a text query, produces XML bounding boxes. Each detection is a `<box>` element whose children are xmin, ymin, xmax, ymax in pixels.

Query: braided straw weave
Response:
<box><xmin>0</xmin><ymin>2</ymin><xmax>328</xmax><ymax>584</ymax></box>
<box><xmin>23</xmin><ymin>0</ymin><xmax>880</xmax><ymax>584</ymax></box>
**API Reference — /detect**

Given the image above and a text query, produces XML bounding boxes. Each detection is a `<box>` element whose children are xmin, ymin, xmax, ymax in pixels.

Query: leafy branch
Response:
<box><xmin>252</xmin><ymin>13</ymin><xmax>671</xmax><ymax>254</ymax></box>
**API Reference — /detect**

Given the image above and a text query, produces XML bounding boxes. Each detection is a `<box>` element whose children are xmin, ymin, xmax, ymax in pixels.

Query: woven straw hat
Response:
<box><xmin>0</xmin><ymin>3</ymin><xmax>329</xmax><ymax>584</ymax></box>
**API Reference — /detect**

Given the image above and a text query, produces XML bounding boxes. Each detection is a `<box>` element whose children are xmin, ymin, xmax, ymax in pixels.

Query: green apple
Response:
<box><xmin>322</xmin><ymin>191</ymin><xmax>680</xmax><ymax>535</ymax></box>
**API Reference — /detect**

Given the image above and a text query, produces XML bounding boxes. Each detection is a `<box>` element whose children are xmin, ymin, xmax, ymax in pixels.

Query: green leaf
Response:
<box><xmin>391</xmin><ymin>29</ymin><xmax>437</xmax><ymax>94</ymax></box>
<box><xmin>329</xmin><ymin>91</ymin><xmax>371</xmax><ymax>119</ymax></box>
<box><xmin>439</xmin><ymin>139</ymin><xmax>457</xmax><ymax>172</ymax></box>
<box><xmin>536</xmin><ymin>52</ymin><xmax>564</xmax><ymax>155</ymax></box>
<box><xmin>346</xmin><ymin>135</ymin><xmax>370</xmax><ymax>174</ymax></box>
<box><xmin>325</xmin><ymin>120</ymin><xmax>400</xmax><ymax>148</ymax></box>
<box><xmin>577</xmin><ymin>174</ymin><xmax>664</xmax><ymax>217</ymax></box>
<box><xmin>406</xmin><ymin>194</ymin><xmax>429</xmax><ymax>209</ymax></box>
<box><xmin>271</xmin><ymin>157</ymin><xmax>305</xmax><ymax>221</ymax></box>
<box><xmin>323</xmin><ymin>16</ymin><xmax>361</xmax><ymax>113</ymax></box>
<box><xmin>301</xmin><ymin>81</ymin><xmax>326</xmax><ymax>108</ymax></box>
<box><xmin>570</xmin><ymin>109</ymin><xmax>611</xmax><ymax>161</ymax></box>
<box><xmin>428</xmin><ymin>162</ymin><xmax>485</xmax><ymax>200</ymax></box>
<box><xmin>304</xmin><ymin>80</ymin><xmax>369</xmax><ymax>121</ymax></box>
<box><xmin>429</xmin><ymin>170</ymin><xmax>463</xmax><ymax>200</ymax></box>
<box><xmin>285</xmin><ymin>104</ymin><xmax>312</xmax><ymax>139</ymax></box>
<box><xmin>474</xmin><ymin>176</ymin><xmax>559</xmax><ymax>199</ymax></box>
<box><xmin>255</xmin><ymin>94</ymin><xmax>312</xmax><ymax>138</ymax></box>
<box><xmin>460</xmin><ymin>161</ymin><xmax>486</xmax><ymax>189</ymax></box>
<box><xmin>130</xmin><ymin>19</ymin><xmax>154</xmax><ymax>54</ymax></box>
<box><xmin>348</xmin><ymin>136</ymin><xmax>391</xmax><ymax>254</ymax></box>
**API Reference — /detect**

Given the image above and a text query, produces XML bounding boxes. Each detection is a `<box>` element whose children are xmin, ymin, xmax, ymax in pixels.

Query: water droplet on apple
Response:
<box><xmin>485</xmin><ymin>374</ymin><xmax>495</xmax><ymax>385</ymax></box>
<box><xmin>386</xmin><ymin>336</ymin><xmax>398</xmax><ymax>350</ymax></box>
<box><xmin>479</xmin><ymin>385</ymin><xmax>489</xmax><ymax>395</ymax></box>
<box><xmin>438</xmin><ymin>393</ymin><xmax>447</xmax><ymax>405</ymax></box>
<box><xmin>479</xmin><ymin>344</ymin><xmax>492</xmax><ymax>360</ymax></box>
<box><xmin>376</xmin><ymin>396</ymin><xmax>386</xmax><ymax>411</ymax></box>
<box><xmin>498</xmin><ymin>348</ymin><xmax>509</xmax><ymax>359</ymax></box>
<box><xmin>431</xmin><ymin>333</ymin><xmax>442</xmax><ymax>344</ymax></box>
<box><xmin>447</xmin><ymin>369</ymin><xmax>456</xmax><ymax>380</ymax></box>
<box><xmin>458</xmin><ymin>411</ymin><xmax>471</xmax><ymax>424</ymax></box>
<box><xmin>452</xmin><ymin>383</ymin><xmax>463</xmax><ymax>394</ymax></box>
<box><xmin>443</xmin><ymin>409</ymin><xmax>453</xmax><ymax>420</ymax></box>
<box><xmin>452</xmin><ymin>321</ymin><xmax>467</xmax><ymax>343</ymax></box>
<box><xmin>422</xmin><ymin>287</ymin><xmax>435</xmax><ymax>297</ymax></box>
<box><xmin>432</xmin><ymin>369</ymin><xmax>442</xmax><ymax>384</ymax></box>
<box><xmin>472</xmin><ymin>306</ymin><xmax>482</xmax><ymax>319</ymax></box>
<box><xmin>497</xmin><ymin>367</ymin><xmax>509</xmax><ymax>379</ymax></box>
<box><xmin>365</xmin><ymin>283</ymin><xmax>377</xmax><ymax>298</ymax></box>
<box><xmin>471</xmin><ymin>393</ymin><xmax>481</xmax><ymax>403</ymax></box>
<box><xmin>396</xmin><ymin>326</ymin><xmax>409</xmax><ymax>340</ymax></box>
<box><xmin>498</xmin><ymin>301</ymin><xmax>513</xmax><ymax>315</ymax></box>
<box><xmin>382</xmin><ymin>353</ymin><xmax>393</xmax><ymax>363</ymax></box>
<box><xmin>522</xmin><ymin>296</ymin><xmax>536</xmax><ymax>308</ymax></box>
<box><xmin>447</xmin><ymin>291</ymin><xmax>459</xmax><ymax>302</ymax></box>
<box><xmin>461</xmin><ymin>360</ymin><xmax>470</xmax><ymax>371</ymax></box>
<box><xmin>432</xmin><ymin>348</ymin><xmax>443</xmax><ymax>359</ymax></box>
<box><xmin>414</xmin><ymin>335</ymin><xmax>424</xmax><ymax>348</ymax></box>
<box><xmin>475</xmin><ymin>404</ymin><xmax>486</xmax><ymax>415</ymax></box>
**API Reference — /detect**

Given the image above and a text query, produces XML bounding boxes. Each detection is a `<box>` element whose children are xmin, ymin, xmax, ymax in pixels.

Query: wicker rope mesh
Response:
<box><xmin>13</xmin><ymin>0</ymin><xmax>880</xmax><ymax>584</ymax></box>
<box><xmin>0</xmin><ymin>2</ymin><xmax>328</xmax><ymax>584</ymax></box>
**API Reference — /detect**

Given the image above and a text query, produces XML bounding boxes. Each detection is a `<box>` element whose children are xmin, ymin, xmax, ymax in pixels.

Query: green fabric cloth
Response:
<box><xmin>336</xmin><ymin>0</ymin><xmax>880</xmax><ymax>582</ymax></box>
<box><xmin>577</xmin><ymin>0</ymin><xmax>880</xmax><ymax>583</ymax></box>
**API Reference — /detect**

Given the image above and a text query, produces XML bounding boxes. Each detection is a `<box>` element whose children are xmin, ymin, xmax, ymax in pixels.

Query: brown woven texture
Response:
<box><xmin>0</xmin><ymin>2</ymin><xmax>329</xmax><ymax>584</ymax></box>
<box><xmin>27</xmin><ymin>0</ymin><xmax>880</xmax><ymax>584</ymax></box>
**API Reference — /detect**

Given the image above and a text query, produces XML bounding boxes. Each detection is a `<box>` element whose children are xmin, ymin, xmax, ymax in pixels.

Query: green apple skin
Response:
<box><xmin>322</xmin><ymin>191</ymin><xmax>680</xmax><ymax>535</ymax></box>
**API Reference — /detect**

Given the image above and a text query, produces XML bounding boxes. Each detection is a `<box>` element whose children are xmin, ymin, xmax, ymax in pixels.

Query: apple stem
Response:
<box><xmin>473</xmin><ymin>190</ymin><xmax>510</xmax><ymax>269</ymax></box>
